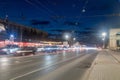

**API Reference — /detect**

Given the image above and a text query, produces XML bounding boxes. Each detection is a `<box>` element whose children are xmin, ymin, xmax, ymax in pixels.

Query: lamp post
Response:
<box><xmin>63</xmin><ymin>33</ymin><xmax>71</xmax><ymax>47</ymax></box>
<box><xmin>65</xmin><ymin>35</ymin><xmax>69</xmax><ymax>40</ymax></box>
<box><xmin>102</xmin><ymin>32</ymin><xmax>106</xmax><ymax>49</ymax></box>
<box><xmin>9</xmin><ymin>34</ymin><xmax>14</xmax><ymax>46</ymax></box>
<box><xmin>64</xmin><ymin>33</ymin><xmax>71</xmax><ymax>41</ymax></box>
<box><xmin>73</xmin><ymin>38</ymin><xmax>76</xmax><ymax>41</ymax></box>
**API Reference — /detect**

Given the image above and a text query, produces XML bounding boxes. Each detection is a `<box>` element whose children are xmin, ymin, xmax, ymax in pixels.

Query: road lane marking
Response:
<box><xmin>15</xmin><ymin>60</ymin><xmax>33</xmax><ymax>64</ymax></box>
<box><xmin>15</xmin><ymin>61</ymin><xmax>20</xmax><ymax>63</ymax></box>
<box><xmin>0</xmin><ymin>60</ymin><xmax>33</xmax><ymax>66</ymax></box>
<box><xmin>10</xmin><ymin>53</ymin><xmax>88</xmax><ymax>80</ymax></box>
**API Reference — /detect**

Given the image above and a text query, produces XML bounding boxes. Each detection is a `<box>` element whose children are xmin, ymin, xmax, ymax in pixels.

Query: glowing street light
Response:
<box><xmin>10</xmin><ymin>34</ymin><xmax>14</xmax><ymax>45</ymax></box>
<box><xmin>65</xmin><ymin>35</ymin><xmax>69</xmax><ymax>40</ymax></box>
<box><xmin>64</xmin><ymin>33</ymin><xmax>71</xmax><ymax>40</ymax></box>
<box><xmin>10</xmin><ymin>34</ymin><xmax>14</xmax><ymax>38</ymax></box>
<box><xmin>73</xmin><ymin>38</ymin><xmax>76</xmax><ymax>41</ymax></box>
<box><xmin>82</xmin><ymin>9</ymin><xmax>86</xmax><ymax>13</ymax></box>
<box><xmin>102</xmin><ymin>32</ymin><xmax>106</xmax><ymax>37</ymax></box>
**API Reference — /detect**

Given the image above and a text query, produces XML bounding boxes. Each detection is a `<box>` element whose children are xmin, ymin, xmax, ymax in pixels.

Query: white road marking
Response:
<box><xmin>15</xmin><ymin>61</ymin><xmax>20</xmax><ymax>63</ymax></box>
<box><xmin>0</xmin><ymin>60</ymin><xmax>33</xmax><ymax>66</ymax></box>
<box><xmin>15</xmin><ymin>60</ymin><xmax>33</xmax><ymax>64</ymax></box>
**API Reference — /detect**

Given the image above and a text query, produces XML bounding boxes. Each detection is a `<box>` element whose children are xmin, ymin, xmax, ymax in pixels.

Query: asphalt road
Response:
<box><xmin>0</xmin><ymin>50</ymin><xmax>98</xmax><ymax>80</ymax></box>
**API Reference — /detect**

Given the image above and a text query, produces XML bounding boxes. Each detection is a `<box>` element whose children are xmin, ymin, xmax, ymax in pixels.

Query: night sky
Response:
<box><xmin>0</xmin><ymin>0</ymin><xmax>120</xmax><ymax>41</ymax></box>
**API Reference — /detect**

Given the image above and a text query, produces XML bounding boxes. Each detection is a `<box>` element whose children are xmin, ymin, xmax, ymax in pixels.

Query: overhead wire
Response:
<box><xmin>35</xmin><ymin>0</ymin><xmax>58</xmax><ymax>16</ymax></box>
<box><xmin>24</xmin><ymin>0</ymin><xmax>53</xmax><ymax>17</ymax></box>
<box><xmin>82</xmin><ymin>0</ymin><xmax>89</xmax><ymax>13</ymax></box>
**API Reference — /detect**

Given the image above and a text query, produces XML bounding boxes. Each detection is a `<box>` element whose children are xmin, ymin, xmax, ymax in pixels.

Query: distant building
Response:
<box><xmin>0</xmin><ymin>19</ymin><xmax>48</xmax><ymax>42</ymax></box>
<box><xmin>0</xmin><ymin>23</ymin><xmax>5</xmax><ymax>32</ymax></box>
<box><xmin>109</xmin><ymin>28</ymin><xmax>120</xmax><ymax>50</ymax></box>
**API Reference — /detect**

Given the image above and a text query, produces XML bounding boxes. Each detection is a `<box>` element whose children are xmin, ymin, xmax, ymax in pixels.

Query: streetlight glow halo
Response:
<box><xmin>102</xmin><ymin>32</ymin><xmax>107</xmax><ymax>37</ymax></box>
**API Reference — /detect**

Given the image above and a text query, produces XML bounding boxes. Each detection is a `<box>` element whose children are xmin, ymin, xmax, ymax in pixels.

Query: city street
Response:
<box><xmin>0</xmin><ymin>50</ymin><xmax>98</xmax><ymax>80</ymax></box>
<box><xmin>0</xmin><ymin>0</ymin><xmax>120</xmax><ymax>80</ymax></box>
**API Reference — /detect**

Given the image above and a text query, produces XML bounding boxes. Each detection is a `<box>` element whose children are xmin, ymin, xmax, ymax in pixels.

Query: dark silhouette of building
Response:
<box><xmin>0</xmin><ymin>19</ymin><xmax>48</xmax><ymax>42</ymax></box>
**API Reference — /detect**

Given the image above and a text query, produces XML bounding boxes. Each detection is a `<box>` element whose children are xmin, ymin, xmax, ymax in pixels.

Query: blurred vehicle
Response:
<box><xmin>14</xmin><ymin>47</ymin><xmax>36</xmax><ymax>56</ymax></box>
<box><xmin>0</xmin><ymin>45</ymin><xmax>20</xmax><ymax>55</ymax></box>
<box><xmin>51</xmin><ymin>46</ymin><xmax>58</xmax><ymax>52</ymax></box>
<box><xmin>36</xmin><ymin>47</ymin><xmax>44</xmax><ymax>52</ymax></box>
<box><xmin>43</xmin><ymin>46</ymin><xmax>53</xmax><ymax>53</ymax></box>
<box><xmin>43</xmin><ymin>46</ymin><xmax>60</xmax><ymax>53</ymax></box>
<box><xmin>63</xmin><ymin>46</ymin><xmax>69</xmax><ymax>50</ymax></box>
<box><xmin>57</xmin><ymin>46</ymin><xmax>63</xmax><ymax>51</ymax></box>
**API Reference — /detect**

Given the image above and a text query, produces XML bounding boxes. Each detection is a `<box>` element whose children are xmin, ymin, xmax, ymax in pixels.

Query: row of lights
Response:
<box><xmin>64</xmin><ymin>32</ymin><xmax>107</xmax><ymax>40</ymax></box>
<box><xmin>64</xmin><ymin>33</ymin><xmax>76</xmax><ymax>41</ymax></box>
<box><xmin>64</xmin><ymin>32</ymin><xmax>107</xmax><ymax>48</ymax></box>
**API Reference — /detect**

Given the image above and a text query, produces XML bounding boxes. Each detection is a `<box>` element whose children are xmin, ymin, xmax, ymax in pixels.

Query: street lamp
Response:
<box><xmin>102</xmin><ymin>32</ymin><xmax>107</xmax><ymax>48</ymax></box>
<box><xmin>73</xmin><ymin>38</ymin><xmax>76</xmax><ymax>41</ymax></box>
<box><xmin>10</xmin><ymin>34</ymin><xmax>14</xmax><ymax>38</ymax></box>
<box><xmin>102</xmin><ymin>32</ymin><xmax>106</xmax><ymax>37</ymax></box>
<box><xmin>64</xmin><ymin>33</ymin><xmax>71</xmax><ymax>41</ymax></box>
<box><xmin>65</xmin><ymin>35</ymin><xmax>69</xmax><ymax>40</ymax></box>
<box><xmin>10</xmin><ymin>34</ymin><xmax>14</xmax><ymax>41</ymax></box>
<box><xmin>10</xmin><ymin>34</ymin><xmax>14</xmax><ymax>45</ymax></box>
<box><xmin>63</xmin><ymin>33</ymin><xmax>72</xmax><ymax>47</ymax></box>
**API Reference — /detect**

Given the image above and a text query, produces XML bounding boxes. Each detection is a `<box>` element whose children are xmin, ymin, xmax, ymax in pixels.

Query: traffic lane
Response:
<box><xmin>0</xmin><ymin>50</ymin><xmax>79</xmax><ymax>65</ymax></box>
<box><xmin>0</xmin><ymin>49</ymin><xmax>91</xmax><ymax>65</ymax></box>
<box><xmin>0</xmin><ymin>50</ymin><xmax>87</xmax><ymax>80</ymax></box>
<box><xmin>10</xmin><ymin>52</ymin><xmax>89</xmax><ymax>80</ymax></box>
<box><xmin>0</xmin><ymin>50</ymin><xmax>96</xmax><ymax>70</ymax></box>
<box><xmin>0</xmin><ymin>50</ymin><xmax>96</xmax><ymax>72</ymax></box>
<box><xmin>0</xmin><ymin>51</ymin><xmax>68</xmax><ymax>67</ymax></box>
<box><xmin>0</xmin><ymin>51</ymin><xmax>85</xmax><ymax>80</ymax></box>
<box><xmin>13</xmin><ymin>50</ymin><xmax>98</xmax><ymax>80</ymax></box>
<box><xmin>54</xmin><ymin>51</ymin><xmax>98</xmax><ymax>80</ymax></box>
<box><xmin>0</xmin><ymin>50</ymin><xmax>83</xmax><ymax>70</ymax></box>
<box><xmin>0</xmin><ymin>50</ymin><xmax>97</xmax><ymax>80</ymax></box>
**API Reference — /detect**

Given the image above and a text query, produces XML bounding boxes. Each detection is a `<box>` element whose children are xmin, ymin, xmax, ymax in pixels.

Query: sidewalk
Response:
<box><xmin>86</xmin><ymin>50</ymin><xmax>120</xmax><ymax>80</ymax></box>
<box><xmin>108</xmin><ymin>50</ymin><xmax>120</xmax><ymax>62</ymax></box>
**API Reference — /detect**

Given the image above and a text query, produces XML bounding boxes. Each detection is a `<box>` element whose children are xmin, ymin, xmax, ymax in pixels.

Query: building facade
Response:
<box><xmin>109</xmin><ymin>28</ymin><xmax>120</xmax><ymax>50</ymax></box>
<box><xmin>0</xmin><ymin>19</ymin><xmax>48</xmax><ymax>42</ymax></box>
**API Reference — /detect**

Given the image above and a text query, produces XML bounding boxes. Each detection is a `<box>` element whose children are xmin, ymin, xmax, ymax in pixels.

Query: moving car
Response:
<box><xmin>0</xmin><ymin>45</ymin><xmax>20</xmax><ymax>55</ymax></box>
<box><xmin>14</xmin><ymin>47</ymin><xmax>37</xmax><ymax>56</ymax></box>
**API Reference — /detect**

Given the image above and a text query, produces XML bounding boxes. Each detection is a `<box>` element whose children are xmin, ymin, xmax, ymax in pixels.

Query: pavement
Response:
<box><xmin>84</xmin><ymin>49</ymin><xmax>120</xmax><ymax>80</ymax></box>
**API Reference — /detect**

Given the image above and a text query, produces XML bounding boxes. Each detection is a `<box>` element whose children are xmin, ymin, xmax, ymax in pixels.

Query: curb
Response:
<box><xmin>108</xmin><ymin>50</ymin><xmax>120</xmax><ymax>63</ymax></box>
<box><xmin>80</xmin><ymin>52</ymin><xmax>99</xmax><ymax>80</ymax></box>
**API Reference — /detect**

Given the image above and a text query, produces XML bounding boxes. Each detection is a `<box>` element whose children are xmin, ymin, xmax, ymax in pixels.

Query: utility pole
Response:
<box><xmin>20</xmin><ymin>27</ymin><xmax>23</xmax><ymax>47</ymax></box>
